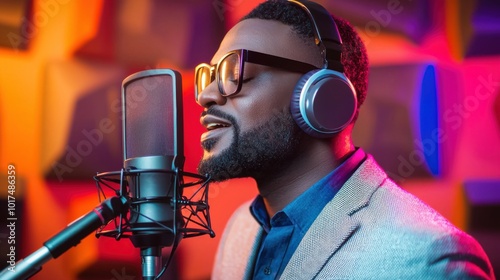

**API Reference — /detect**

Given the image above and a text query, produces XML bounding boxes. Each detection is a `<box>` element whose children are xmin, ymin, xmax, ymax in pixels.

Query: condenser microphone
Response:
<box><xmin>0</xmin><ymin>68</ymin><xmax>213</xmax><ymax>280</ymax></box>
<box><xmin>122</xmin><ymin>69</ymin><xmax>184</xmax><ymax>279</ymax></box>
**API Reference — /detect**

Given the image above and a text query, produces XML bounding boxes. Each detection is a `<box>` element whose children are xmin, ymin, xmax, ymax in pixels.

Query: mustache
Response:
<box><xmin>201</xmin><ymin>107</ymin><xmax>238</xmax><ymax>127</ymax></box>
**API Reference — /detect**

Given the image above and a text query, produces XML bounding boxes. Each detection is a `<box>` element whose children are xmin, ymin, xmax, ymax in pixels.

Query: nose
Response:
<box><xmin>196</xmin><ymin>81</ymin><xmax>227</xmax><ymax>108</ymax></box>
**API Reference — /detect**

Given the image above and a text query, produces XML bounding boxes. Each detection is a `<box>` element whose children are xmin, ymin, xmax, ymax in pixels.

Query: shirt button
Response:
<box><xmin>264</xmin><ymin>267</ymin><xmax>271</xmax><ymax>275</ymax></box>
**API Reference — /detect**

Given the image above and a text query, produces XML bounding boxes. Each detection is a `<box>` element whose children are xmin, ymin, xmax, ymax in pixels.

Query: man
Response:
<box><xmin>194</xmin><ymin>0</ymin><xmax>495</xmax><ymax>279</ymax></box>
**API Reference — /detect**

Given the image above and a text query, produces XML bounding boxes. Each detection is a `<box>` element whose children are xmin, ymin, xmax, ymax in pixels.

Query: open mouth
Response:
<box><xmin>206</xmin><ymin>122</ymin><xmax>230</xmax><ymax>131</ymax></box>
<box><xmin>199</xmin><ymin>113</ymin><xmax>234</xmax><ymax>152</ymax></box>
<box><xmin>201</xmin><ymin>114</ymin><xmax>232</xmax><ymax>131</ymax></box>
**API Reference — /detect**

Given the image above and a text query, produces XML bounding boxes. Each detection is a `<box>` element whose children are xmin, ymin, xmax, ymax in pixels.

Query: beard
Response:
<box><xmin>197</xmin><ymin>107</ymin><xmax>304</xmax><ymax>182</ymax></box>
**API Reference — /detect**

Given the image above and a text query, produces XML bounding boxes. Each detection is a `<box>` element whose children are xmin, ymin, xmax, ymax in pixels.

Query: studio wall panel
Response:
<box><xmin>450</xmin><ymin>58</ymin><xmax>500</xmax><ymax>179</ymax></box>
<box><xmin>317</xmin><ymin>0</ymin><xmax>432</xmax><ymax>44</ymax></box>
<box><xmin>463</xmin><ymin>179</ymin><xmax>500</xmax><ymax>231</ymax></box>
<box><xmin>464</xmin><ymin>0</ymin><xmax>500</xmax><ymax>57</ymax></box>
<box><xmin>75</xmin><ymin>0</ymin><xmax>226</xmax><ymax>68</ymax></box>
<box><xmin>448</xmin><ymin>0</ymin><xmax>500</xmax><ymax>58</ymax></box>
<box><xmin>495</xmin><ymin>89</ymin><xmax>500</xmax><ymax>131</ymax></box>
<box><xmin>41</xmin><ymin>59</ymin><xmax>127</xmax><ymax>181</ymax></box>
<box><xmin>353</xmin><ymin>63</ymin><xmax>459</xmax><ymax>182</ymax></box>
<box><xmin>463</xmin><ymin>179</ymin><xmax>500</xmax><ymax>277</ymax></box>
<box><xmin>0</xmin><ymin>0</ymin><xmax>32</xmax><ymax>51</ymax></box>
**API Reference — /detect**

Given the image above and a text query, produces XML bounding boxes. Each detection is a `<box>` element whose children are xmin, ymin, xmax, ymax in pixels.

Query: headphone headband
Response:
<box><xmin>288</xmin><ymin>0</ymin><xmax>344</xmax><ymax>72</ymax></box>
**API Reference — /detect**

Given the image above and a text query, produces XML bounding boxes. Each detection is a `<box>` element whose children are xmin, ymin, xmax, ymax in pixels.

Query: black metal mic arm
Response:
<box><xmin>0</xmin><ymin>196</ymin><xmax>129</xmax><ymax>280</ymax></box>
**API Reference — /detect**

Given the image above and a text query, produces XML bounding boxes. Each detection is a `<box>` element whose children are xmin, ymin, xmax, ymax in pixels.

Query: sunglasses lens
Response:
<box><xmin>218</xmin><ymin>52</ymin><xmax>240</xmax><ymax>96</ymax></box>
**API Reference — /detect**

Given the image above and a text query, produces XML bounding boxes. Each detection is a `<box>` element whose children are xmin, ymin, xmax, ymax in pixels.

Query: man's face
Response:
<box><xmin>196</xmin><ymin>19</ymin><xmax>320</xmax><ymax>181</ymax></box>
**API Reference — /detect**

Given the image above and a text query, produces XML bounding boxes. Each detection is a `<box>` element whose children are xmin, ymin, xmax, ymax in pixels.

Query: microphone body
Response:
<box><xmin>121</xmin><ymin>69</ymin><xmax>184</xmax><ymax>279</ymax></box>
<box><xmin>94</xmin><ymin>68</ymin><xmax>213</xmax><ymax>279</ymax></box>
<box><xmin>125</xmin><ymin>155</ymin><xmax>182</xmax><ymax>248</ymax></box>
<box><xmin>1</xmin><ymin>68</ymin><xmax>213</xmax><ymax>280</ymax></box>
<box><xmin>124</xmin><ymin>155</ymin><xmax>183</xmax><ymax>280</ymax></box>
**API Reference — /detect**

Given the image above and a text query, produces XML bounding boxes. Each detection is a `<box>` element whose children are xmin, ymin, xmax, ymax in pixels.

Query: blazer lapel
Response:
<box><xmin>280</xmin><ymin>156</ymin><xmax>387</xmax><ymax>279</ymax></box>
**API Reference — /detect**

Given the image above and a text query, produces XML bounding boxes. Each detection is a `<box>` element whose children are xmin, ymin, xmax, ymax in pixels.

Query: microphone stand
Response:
<box><xmin>141</xmin><ymin>247</ymin><xmax>162</xmax><ymax>280</ymax></box>
<box><xmin>0</xmin><ymin>196</ymin><xmax>128</xmax><ymax>280</ymax></box>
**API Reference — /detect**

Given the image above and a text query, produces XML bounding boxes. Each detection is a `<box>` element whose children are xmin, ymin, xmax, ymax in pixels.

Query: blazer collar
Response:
<box><xmin>280</xmin><ymin>155</ymin><xmax>387</xmax><ymax>279</ymax></box>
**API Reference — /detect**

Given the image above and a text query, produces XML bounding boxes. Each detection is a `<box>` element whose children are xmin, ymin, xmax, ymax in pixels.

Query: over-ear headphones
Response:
<box><xmin>288</xmin><ymin>0</ymin><xmax>357</xmax><ymax>138</ymax></box>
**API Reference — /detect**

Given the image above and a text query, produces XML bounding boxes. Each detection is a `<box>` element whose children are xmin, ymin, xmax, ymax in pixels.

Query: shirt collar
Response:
<box><xmin>250</xmin><ymin>148</ymin><xmax>367</xmax><ymax>233</ymax></box>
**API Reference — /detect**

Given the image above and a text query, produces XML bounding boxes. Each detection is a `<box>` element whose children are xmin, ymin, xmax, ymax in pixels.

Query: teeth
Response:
<box><xmin>207</xmin><ymin>123</ymin><xmax>229</xmax><ymax>130</ymax></box>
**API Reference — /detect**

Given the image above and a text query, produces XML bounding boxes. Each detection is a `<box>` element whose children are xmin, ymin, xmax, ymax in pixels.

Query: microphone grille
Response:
<box><xmin>122</xmin><ymin>69</ymin><xmax>183</xmax><ymax>160</ymax></box>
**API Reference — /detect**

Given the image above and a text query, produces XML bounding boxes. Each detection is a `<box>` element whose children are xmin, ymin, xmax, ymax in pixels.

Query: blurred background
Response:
<box><xmin>0</xmin><ymin>0</ymin><xmax>499</xmax><ymax>279</ymax></box>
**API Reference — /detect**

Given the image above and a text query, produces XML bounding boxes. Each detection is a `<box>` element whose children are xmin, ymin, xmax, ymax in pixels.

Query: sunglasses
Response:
<box><xmin>194</xmin><ymin>49</ymin><xmax>318</xmax><ymax>101</ymax></box>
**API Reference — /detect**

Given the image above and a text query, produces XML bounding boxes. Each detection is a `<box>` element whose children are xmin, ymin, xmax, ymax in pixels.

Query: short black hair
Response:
<box><xmin>242</xmin><ymin>0</ymin><xmax>369</xmax><ymax>115</ymax></box>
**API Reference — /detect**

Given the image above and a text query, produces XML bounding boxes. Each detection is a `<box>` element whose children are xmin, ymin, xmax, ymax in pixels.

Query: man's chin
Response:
<box><xmin>197</xmin><ymin>150</ymin><xmax>243</xmax><ymax>182</ymax></box>
<box><xmin>197</xmin><ymin>108</ymin><xmax>300</xmax><ymax>182</ymax></box>
<box><xmin>197</xmin><ymin>162</ymin><xmax>234</xmax><ymax>183</ymax></box>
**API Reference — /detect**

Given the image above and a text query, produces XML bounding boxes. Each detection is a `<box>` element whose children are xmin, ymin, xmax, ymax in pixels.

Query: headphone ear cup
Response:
<box><xmin>291</xmin><ymin>69</ymin><xmax>357</xmax><ymax>138</ymax></box>
<box><xmin>291</xmin><ymin>70</ymin><xmax>321</xmax><ymax>137</ymax></box>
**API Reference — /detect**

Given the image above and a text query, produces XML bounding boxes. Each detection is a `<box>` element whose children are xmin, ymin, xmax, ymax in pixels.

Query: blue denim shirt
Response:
<box><xmin>250</xmin><ymin>148</ymin><xmax>366</xmax><ymax>279</ymax></box>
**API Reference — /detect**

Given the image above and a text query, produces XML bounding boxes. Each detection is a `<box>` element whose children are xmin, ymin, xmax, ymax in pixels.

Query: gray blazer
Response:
<box><xmin>212</xmin><ymin>155</ymin><xmax>495</xmax><ymax>279</ymax></box>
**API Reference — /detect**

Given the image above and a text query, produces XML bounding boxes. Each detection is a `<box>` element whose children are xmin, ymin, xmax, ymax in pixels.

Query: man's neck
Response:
<box><xmin>256</xmin><ymin>133</ymin><xmax>355</xmax><ymax>217</ymax></box>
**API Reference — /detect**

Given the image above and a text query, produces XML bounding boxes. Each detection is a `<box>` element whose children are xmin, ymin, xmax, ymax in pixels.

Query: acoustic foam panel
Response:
<box><xmin>448</xmin><ymin>0</ymin><xmax>500</xmax><ymax>58</ymax></box>
<box><xmin>464</xmin><ymin>0</ymin><xmax>500</xmax><ymax>57</ymax></box>
<box><xmin>353</xmin><ymin>62</ymin><xmax>462</xmax><ymax>182</ymax></box>
<box><xmin>450</xmin><ymin>58</ymin><xmax>500</xmax><ymax>179</ymax></box>
<box><xmin>463</xmin><ymin>179</ymin><xmax>500</xmax><ymax>230</ymax></box>
<box><xmin>0</xmin><ymin>0</ymin><xmax>32</xmax><ymax>50</ymax></box>
<box><xmin>41</xmin><ymin>59</ymin><xmax>126</xmax><ymax>181</ymax></box>
<box><xmin>75</xmin><ymin>0</ymin><xmax>226</xmax><ymax>69</ymax></box>
<box><xmin>463</xmin><ymin>179</ymin><xmax>500</xmax><ymax>278</ymax></box>
<box><xmin>495</xmin><ymin>89</ymin><xmax>500</xmax><ymax>131</ymax></box>
<box><xmin>317</xmin><ymin>0</ymin><xmax>432</xmax><ymax>44</ymax></box>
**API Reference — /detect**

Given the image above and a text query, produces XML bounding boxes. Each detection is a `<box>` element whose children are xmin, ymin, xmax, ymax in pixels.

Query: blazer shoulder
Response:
<box><xmin>212</xmin><ymin>200</ymin><xmax>262</xmax><ymax>280</ymax></box>
<box><xmin>362</xmin><ymin>177</ymin><xmax>495</xmax><ymax>278</ymax></box>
